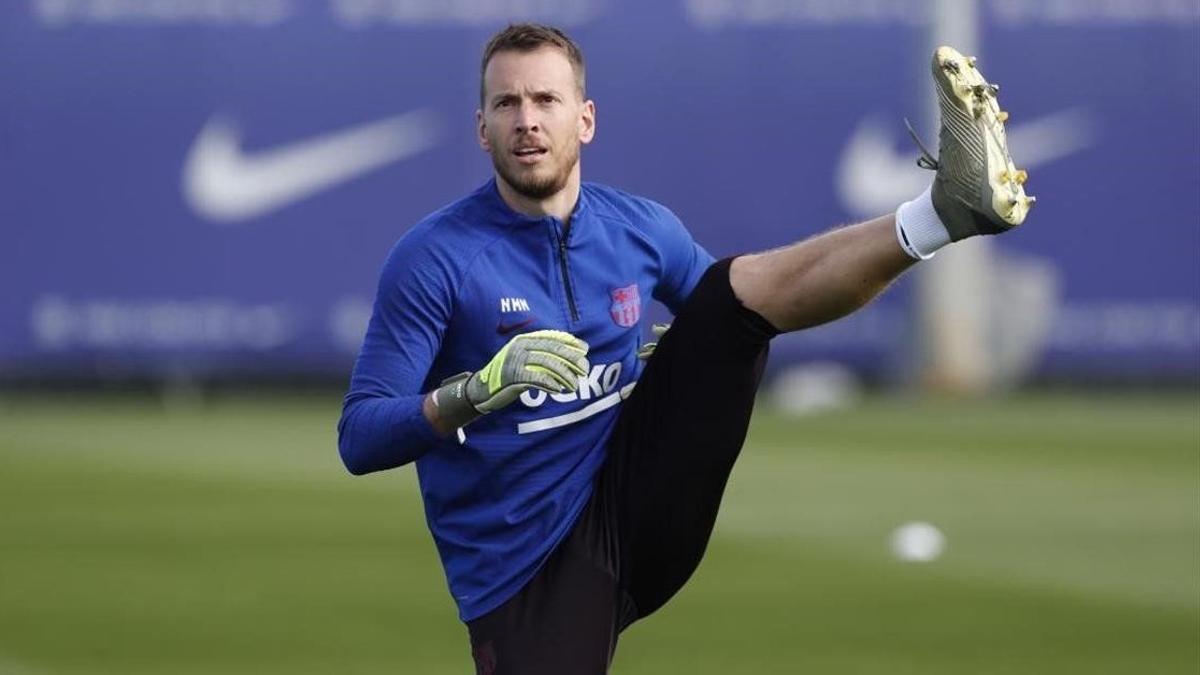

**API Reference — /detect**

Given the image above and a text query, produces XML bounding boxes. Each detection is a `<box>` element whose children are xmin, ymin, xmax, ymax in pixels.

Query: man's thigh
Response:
<box><xmin>465</xmin><ymin>496</ymin><xmax>622</xmax><ymax>675</ymax></box>
<box><xmin>601</xmin><ymin>257</ymin><xmax>775</xmax><ymax>626</ymax></box>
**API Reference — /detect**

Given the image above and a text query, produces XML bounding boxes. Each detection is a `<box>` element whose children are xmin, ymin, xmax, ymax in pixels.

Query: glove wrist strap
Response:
<box><xmin>432</xmin><ymin>372</ymin><xmax>483</xmax><ymax>431</ymax></box>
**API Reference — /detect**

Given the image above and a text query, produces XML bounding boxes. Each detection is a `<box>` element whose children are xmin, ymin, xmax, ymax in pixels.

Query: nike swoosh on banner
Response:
<box><xmin>496</xmin><ymin>318</ymin><xmax>535</xmax><ymax>335</ymax></box>
<box><xmin>182</xmin><ymin>110</ymin><xmax>444</xmax><ymax>223</ymax></box>
<box><xmin>835</xmin><ymin>108</ymin><xmax>1098</xmax><ymax>218</ymax></box>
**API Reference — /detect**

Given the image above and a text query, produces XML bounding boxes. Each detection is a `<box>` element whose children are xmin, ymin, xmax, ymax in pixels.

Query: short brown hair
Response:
<box><xmin>480</xmin><ymin>23</ymin><xmax>586</xmax><ymax>106</ymax></box>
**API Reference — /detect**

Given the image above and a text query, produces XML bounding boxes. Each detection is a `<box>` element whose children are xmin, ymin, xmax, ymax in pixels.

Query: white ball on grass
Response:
<box><xmin>890</xmin><ymin>521</ymin><xmax>945</xmax><ymax>562</ymax></box>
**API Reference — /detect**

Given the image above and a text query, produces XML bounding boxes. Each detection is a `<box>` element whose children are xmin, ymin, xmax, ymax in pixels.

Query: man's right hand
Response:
<box><xmin>430</xmin><ymin>330</ymin><xmax>590</xmax><ymax>431</ymax></box>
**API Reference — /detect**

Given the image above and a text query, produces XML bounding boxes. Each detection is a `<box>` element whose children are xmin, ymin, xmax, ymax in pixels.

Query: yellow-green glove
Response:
<box><xmin>434</xmin><ymin>330</ymin><xmax>589</xmax><ymax>429</ymax></box>
<box><xmin>636</xmin><ymin>323</ymin><xmax>670</xmax><ymax>361</ymax></box>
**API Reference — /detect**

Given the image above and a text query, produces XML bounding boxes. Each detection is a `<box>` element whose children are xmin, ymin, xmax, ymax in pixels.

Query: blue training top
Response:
<box><xmin>337</xmin><ymin>178</ymin><xmax>714</xmax><ymax>621</ymax></box>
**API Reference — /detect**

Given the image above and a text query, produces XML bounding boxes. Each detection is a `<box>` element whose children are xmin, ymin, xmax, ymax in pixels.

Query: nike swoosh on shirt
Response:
<box><xmin>496</xmin><ymin>318</ymin><xmax>535</xmax><ymax>336</ymax></box>
<box><xmin>835</xmin><ymin>108</ymin><xmax>1098</xmax><ymax>218</ymax></box>
<box><xmin>182</xmin><ymin>110</ymin><xmax>444</xmax><ymax>223</ymax></box>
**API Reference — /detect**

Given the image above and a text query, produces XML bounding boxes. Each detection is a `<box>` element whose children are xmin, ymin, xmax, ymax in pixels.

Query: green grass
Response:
<box><xmin>0</xmin><ymin>391</ymin><xmax>1196</xmax><ymax>674</ymax></box>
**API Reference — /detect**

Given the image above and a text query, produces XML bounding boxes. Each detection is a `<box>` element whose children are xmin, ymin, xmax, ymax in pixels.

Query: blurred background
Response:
<box><xmin>1</xmin><ymin>0</ymin><xmax>1197</xmax><ymax>673</ymax></box>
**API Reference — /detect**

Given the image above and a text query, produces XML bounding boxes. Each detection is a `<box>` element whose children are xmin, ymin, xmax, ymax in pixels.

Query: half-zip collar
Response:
<box><xmin>481</xmin><ymin>177</ymin><xmax>590</xmax><ymax>233</ymax></box>
<box><xmin>478</xmin><ymin>178</ymin><xmax>588</xmax><ymax>323</ymax></box>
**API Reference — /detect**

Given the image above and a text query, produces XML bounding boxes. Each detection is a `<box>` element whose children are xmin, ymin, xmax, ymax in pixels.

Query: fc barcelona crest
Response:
<box><xmin>609</xmin><ymin>283</ymin><xmax>640</xmax><ymax>328</ymax></box>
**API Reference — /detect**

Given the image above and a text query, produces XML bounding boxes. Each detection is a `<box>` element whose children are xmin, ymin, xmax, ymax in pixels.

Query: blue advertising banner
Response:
<box><xmin>2</xmin><ymin>0</ymin><xmax>1197</xmax><ymax>379</ymax></box>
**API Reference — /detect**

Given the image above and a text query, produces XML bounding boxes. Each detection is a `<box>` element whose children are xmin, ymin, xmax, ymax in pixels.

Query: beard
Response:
<box><xmin>490</xmin><ymin>138</ymin><xmax>580</xmax><ymax>201</ymax></box>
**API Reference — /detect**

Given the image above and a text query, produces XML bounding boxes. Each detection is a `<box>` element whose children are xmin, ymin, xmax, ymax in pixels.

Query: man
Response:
<box><xmin>338</xmin><ymin>23</ymin><xmax>1033</xmax><ymax>674</ymax></box>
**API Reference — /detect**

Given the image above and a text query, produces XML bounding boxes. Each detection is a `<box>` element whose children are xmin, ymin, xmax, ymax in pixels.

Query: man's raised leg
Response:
<box><xmin>604</xmin><ymin>45</ymin><xmax>1033</xmax><ymax>628</ymax></box>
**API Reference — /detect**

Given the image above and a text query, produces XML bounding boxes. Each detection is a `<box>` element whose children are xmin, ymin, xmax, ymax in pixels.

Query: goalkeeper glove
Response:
<box><xmin>636</xmin><ymin>323</ymin><xmax>670</xmax><ymax>361</ymax></box>
<box><xmin>433</xmin><ymin>330</ymin><xmax>589</xmax><ymax>430</ymax></box>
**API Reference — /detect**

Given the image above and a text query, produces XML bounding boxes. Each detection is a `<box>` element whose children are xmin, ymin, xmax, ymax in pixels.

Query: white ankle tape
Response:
<box><xmin>895</xmin><ymin>184</ymin><xmax>952</xmax><ymax>260</ymax></box>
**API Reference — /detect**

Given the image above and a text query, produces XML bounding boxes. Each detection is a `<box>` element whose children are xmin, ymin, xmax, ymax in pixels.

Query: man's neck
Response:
<box><xmin>495</xmin><ymin>167</ymin><xmax>581</xmax><ymax>224</ymax></box>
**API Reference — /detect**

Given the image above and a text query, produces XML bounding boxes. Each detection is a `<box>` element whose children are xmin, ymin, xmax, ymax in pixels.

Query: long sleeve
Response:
<box><xmin>337</xmin><ymin>230</ymin><xmax>458</xmax><ymax>475</ymax></box>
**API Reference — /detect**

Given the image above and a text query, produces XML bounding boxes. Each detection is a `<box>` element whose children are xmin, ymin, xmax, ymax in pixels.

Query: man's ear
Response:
<box><xmin>476</xmin><ymin>109</ymin><xmax>490</xmax><ymax>151</ymax></box>
<box><xmin>579</xmin><ymin>99</ymin><xmax>596</xmax><ymax>145</ymax></box>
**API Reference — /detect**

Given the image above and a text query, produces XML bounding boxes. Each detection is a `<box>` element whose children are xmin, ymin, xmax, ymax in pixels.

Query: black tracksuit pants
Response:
<box><xmin>468</xmin><ymin>258</ymin><xmax>777</xmax><ymax>674</ymax></box>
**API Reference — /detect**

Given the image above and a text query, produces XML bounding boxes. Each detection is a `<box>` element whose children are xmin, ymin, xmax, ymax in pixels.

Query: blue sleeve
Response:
<box><xmin>648</xmin><ymin>203</ymin><xmax>716</xmax><ymax>314</ymax></box>
<box><xmin>337</xmin><ymin>230</ymin><xmax>456</xmax><ymax>475</ymax></box>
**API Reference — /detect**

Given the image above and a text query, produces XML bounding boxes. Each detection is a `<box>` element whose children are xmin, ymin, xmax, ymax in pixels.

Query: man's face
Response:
<box><xmin>478</xmin><ymin>47</ymin><xmax>595</xmax><ymax>201</ymax></box>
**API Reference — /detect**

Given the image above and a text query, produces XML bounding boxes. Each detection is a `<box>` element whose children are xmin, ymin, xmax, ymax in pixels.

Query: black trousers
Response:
<box><xmin>467</xmin><ymin>258</ymin><xmax>777</xmax><ymax>674</ymax></box>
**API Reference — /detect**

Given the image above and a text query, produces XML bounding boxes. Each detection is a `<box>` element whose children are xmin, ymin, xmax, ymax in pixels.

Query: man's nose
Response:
<box><xmin>514</xmin><ymin>100</ymin><xmax>540</xmax><ymax>133</ymax></box>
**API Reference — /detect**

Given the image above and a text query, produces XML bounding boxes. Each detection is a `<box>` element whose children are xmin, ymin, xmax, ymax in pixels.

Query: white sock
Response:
<box><xmin>895</xmin><ymin>184</ymin><xmax>952</xmax><ymax>260</ymax></box>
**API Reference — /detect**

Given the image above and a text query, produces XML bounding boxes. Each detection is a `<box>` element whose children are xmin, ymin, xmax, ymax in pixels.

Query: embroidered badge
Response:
<box><xmin>609</xmin><ymin>283</ymin><xmax>640</xmax><ymax>328</ymax></box>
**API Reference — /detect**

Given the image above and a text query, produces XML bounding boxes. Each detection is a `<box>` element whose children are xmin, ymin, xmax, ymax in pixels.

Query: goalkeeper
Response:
<box><xmin>338</xmin><ymin>22</ymin><xmax>1034</xmax><ymax>675</ymax></box>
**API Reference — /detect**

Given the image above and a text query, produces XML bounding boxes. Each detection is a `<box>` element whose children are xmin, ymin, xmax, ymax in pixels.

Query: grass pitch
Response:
<box><xmin>0</xmin><ymin>391</ymin><xmax>1196</xmax><ymax>674</ymax></box>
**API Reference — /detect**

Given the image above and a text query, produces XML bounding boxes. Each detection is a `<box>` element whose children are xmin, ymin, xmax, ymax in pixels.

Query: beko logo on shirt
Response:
<box><xmin>514</xmin><ymin>361</ymin><xmax>636</xmax><ymax>435</ymax></box>
<box><xmin>520</xmin><ymin>361</ymin><xmax>622</xmax><ymax>408</ymax></box>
